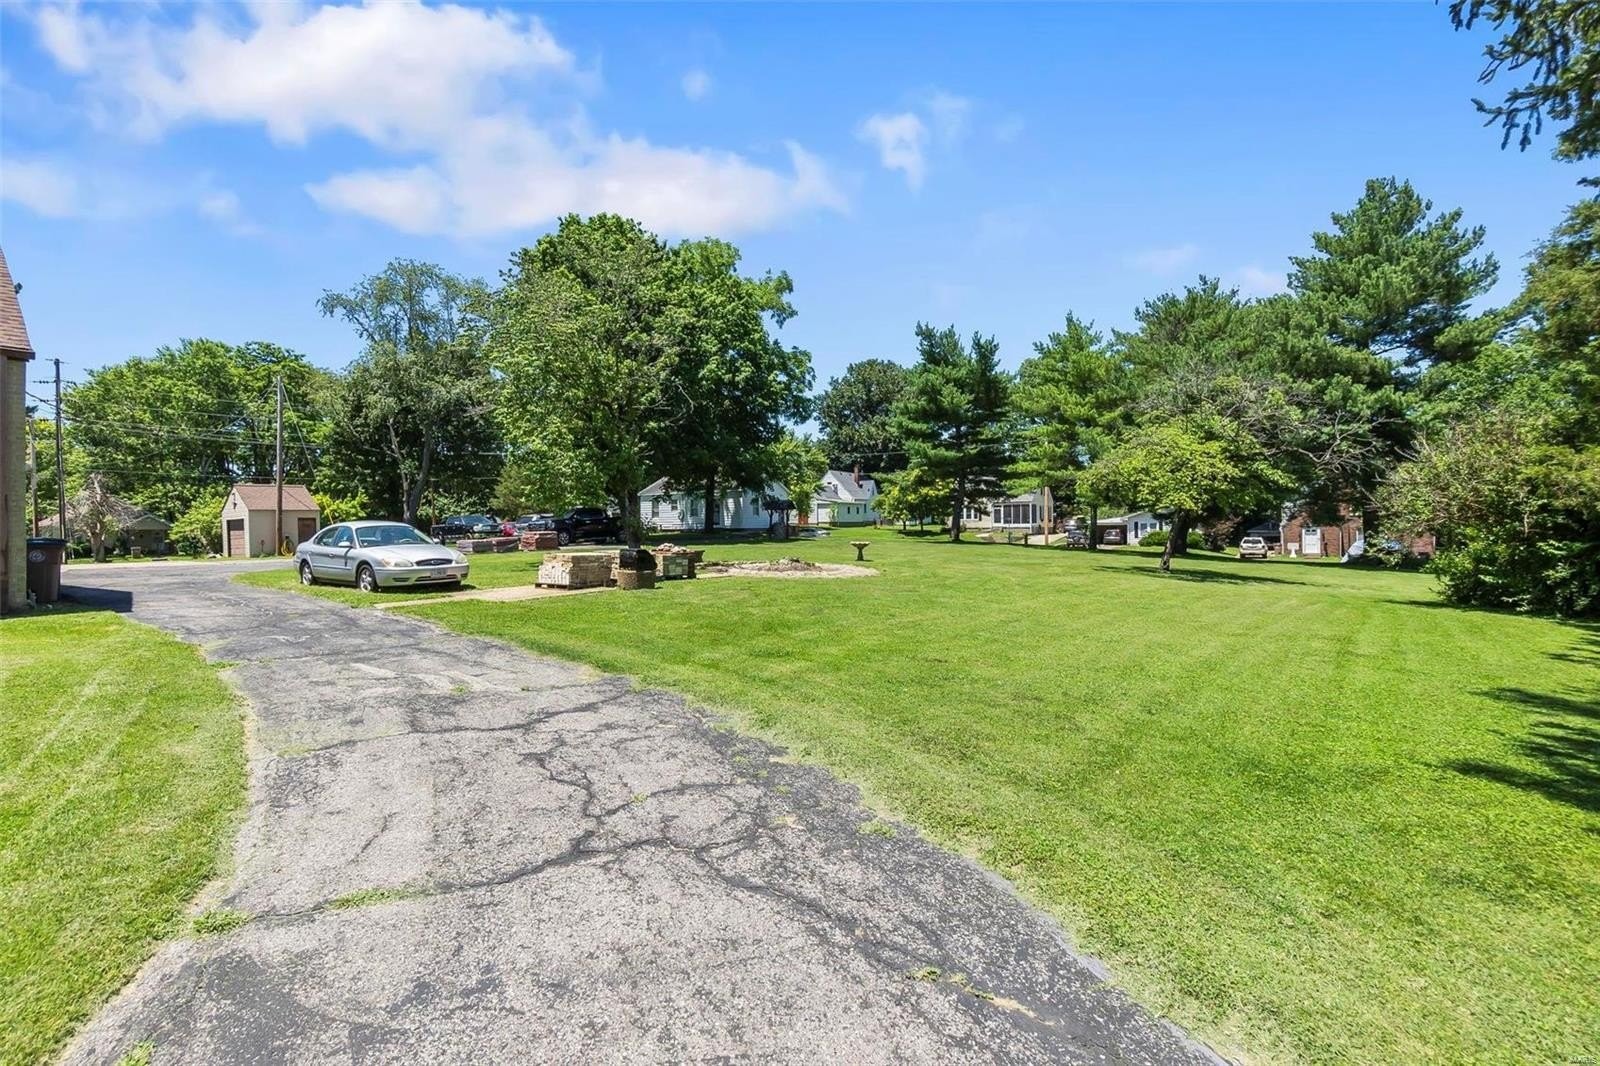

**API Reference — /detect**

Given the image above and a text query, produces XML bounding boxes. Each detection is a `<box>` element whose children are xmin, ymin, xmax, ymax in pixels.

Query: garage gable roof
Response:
<box><xmin>232</xmin><ymin>483</ymin><xmax>318</xmax><ymax>511</ymax></box>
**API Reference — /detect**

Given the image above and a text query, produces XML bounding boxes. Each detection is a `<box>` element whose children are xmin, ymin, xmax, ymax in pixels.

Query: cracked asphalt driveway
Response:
<box><xmin>61</xmin><ymin>563</ymin><xmax>1221</xmax><ymax>1065</ymax></box>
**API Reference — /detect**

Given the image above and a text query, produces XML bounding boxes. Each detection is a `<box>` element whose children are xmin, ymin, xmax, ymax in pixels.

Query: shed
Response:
<box><xmin>221</xmin><ymin>483</ymin><xmax>321</xmax><ymax>557</ymax></box>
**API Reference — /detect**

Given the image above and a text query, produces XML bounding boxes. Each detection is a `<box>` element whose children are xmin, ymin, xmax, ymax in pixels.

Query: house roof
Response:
<box><xmin>640</xmin><ymin>477</ymin><xmax>789</xmax><ymax>500</ymax></box>
<box><xmin>822</xmin><ymin>470</ymin><xmax>877</xmax><ymax>501</ymax></box>
<box><xmin>232</xmin><ymin>482</ymin><xmax>318</xmax><ymax>511</ymax></box>
<box><xmin>0</xmin><ymin>247</ymin><xmax>35</xmax><ymax>359</ymax></box>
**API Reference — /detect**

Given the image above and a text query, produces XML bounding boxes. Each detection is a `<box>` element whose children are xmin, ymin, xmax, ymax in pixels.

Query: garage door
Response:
<box><xmin>227</xmin><ymin>519</ymin><xmax>245</xmax><ymax>557</ymax></box>
<box><xmin>297</xmin><ymin>516</ymin><xmax>317</xmax><ymax>546</ymax></box>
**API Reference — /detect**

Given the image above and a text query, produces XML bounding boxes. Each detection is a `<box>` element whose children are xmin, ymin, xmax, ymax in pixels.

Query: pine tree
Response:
<box><xmin>894</xmin><ymin>324</ymin><xmax>1012</xmax><ymax>542</ymax></box>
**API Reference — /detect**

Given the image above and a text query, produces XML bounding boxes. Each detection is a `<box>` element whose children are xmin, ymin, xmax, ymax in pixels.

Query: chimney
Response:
<box><xmin>852</xmin><ymin>464</ymin><xmax>862</xmax><ymax>487</ymax></box>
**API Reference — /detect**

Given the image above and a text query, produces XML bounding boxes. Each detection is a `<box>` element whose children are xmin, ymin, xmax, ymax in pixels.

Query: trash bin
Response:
<box><xmin>26</xmin><ymin>537</ymin><xmax>67</xmax><ymax>605</ymax></box>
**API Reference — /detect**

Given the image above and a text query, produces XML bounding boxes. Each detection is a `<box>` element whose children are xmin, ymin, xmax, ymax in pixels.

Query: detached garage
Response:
<box><xmin>221</xmin><ymin>483</ymin><xmax>321</xmax><ymax>557</ymax></box>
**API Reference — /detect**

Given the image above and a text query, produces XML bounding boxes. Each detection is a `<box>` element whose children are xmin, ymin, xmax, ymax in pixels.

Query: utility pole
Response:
<box><xmin>27</xmin><ymin>414</ymin><xmax>38</xmax><ymax>535</ymax></box>
<box><xmin>274</xmin><ymin>374</ymin><xmax>285</xmax><ymax>556</ymax></box>
<box><xmin>53</xmin><ymin>358</ymin><xmax>66</xmax><ymax>539</ymax></box>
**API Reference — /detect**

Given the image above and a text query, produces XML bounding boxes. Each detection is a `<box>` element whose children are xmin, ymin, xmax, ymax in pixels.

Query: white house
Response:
<box><xmin>221</xmin><ymin>483</ymin><xmax>321</xmax><ymax>557</ymax></box>
<box><xmin>640</xmin><ymin>478</ymin><xmax>788</xmax><ymax>532</ymax></box>
<box><xmin>810</xmin><ymin>469</ymin><xmax>879</xmax><ymax>526</ymax></box>
<box><xmin>1095</xmin><ymin>511</ymin><xmax>1170</xmax><ymax>546</ymax></box>
<box><xmin>958</xmin><ymin>490</ymin><xmax>1050</xmax><ymax>534</ymax></box>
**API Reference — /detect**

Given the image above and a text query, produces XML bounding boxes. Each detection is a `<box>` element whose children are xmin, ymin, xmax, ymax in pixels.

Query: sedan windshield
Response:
<box><xmin>355</xmin><ymin>524</ymin><xmax>431</xmax><ymax>548</ymax></box>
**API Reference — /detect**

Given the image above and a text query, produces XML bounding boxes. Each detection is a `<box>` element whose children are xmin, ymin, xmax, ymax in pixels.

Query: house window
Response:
<box><xmin>752</xmin><ymin>497</ymin><xmax>761</xmax><ymax>515</ymax></box>
<box><xmin>651</xmin><ymin>498</ymin><xmax>660</xmax><ymax>518</ymax></box>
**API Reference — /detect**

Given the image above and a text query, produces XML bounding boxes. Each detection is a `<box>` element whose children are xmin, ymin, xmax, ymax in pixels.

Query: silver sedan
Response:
<box><xmin>295</xmin><ymin>520</ymin><xmax>469</xmax><ymax>592</ymax></box>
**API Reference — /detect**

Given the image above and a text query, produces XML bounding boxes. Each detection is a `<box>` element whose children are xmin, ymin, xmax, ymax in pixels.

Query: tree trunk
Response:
<box><xmin>622</xmin><ymin>490</ymin><xmax>642</xmax><ymax>549</ymax></box>
<box><xmin>1160</xmin><ymin>512</ymin><xmax>1193</xmax><ymax>572</ymax></box>
<box><xmin>405</xmin><ymin>437</ymin><xmax>434</xmax><ymax>528</ymax></box>
<box><xmin>90</xmin><ymin>531</ymin><xmax>106</xmax><ymax>563</ymax></box>
<box><xmin>949</xmin><ymin>487</ymin><xmax>963</xmax><ymax>543</ymax></box>
<box><xmin>702</xmin><ymin>475</ymin><xmax>716</xmax><ymax>535</ymax></box>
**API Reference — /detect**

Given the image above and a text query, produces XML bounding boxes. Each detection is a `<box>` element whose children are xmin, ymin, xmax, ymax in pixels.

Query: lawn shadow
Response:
<box><xmin>1445</xmin><ymin>683</ymin><xmax>1600</xmax><ymax>816</ymax></box>
<box><xmin>1092</xmin><ymin>564</ymin><xmax>1308</xmax><ymax>586</ymax></box>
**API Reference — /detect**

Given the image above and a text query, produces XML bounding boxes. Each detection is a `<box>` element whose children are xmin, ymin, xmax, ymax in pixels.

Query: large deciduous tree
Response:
<box><xmin>319</xmin><ymin>260</ymin><xmax>500</xmax><ymax>526</ymax></box>
<box><xmin>1080</xmin><ymin>420</ymin><xmax>1291</xmax><ymax>572</ymax></box>
<box><xmin>63</xmin><ymin>339</ymin><xmax>327</xmax><ymax>518</ymax></box>
<box><xmin>657</xmin><ymin>238</ymin><xmax>813</xmax><ymax>534</ymax></box>
<box><xmin>894</xmin><ymin>324</ymin><xmax>1012</xmax><ymax>541</ymax></box>
<box><xmin>1288</xmin><ymin>177</ymin><xmax>1498</xmax><ymax>370</ymax></box>
<box><xmin>816</xmin><ymin>358</ymin><xmax>912</xmax><ymax>474</ymax></box>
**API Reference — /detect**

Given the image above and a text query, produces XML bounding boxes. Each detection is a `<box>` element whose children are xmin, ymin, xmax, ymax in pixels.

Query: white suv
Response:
<box><xmin>1238</xmin><ymin>536</ymin><xmax>1270</xmax><ymax>560</ymax></box>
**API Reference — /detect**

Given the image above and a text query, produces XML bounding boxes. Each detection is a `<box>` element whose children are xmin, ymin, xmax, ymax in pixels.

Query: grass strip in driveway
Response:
<box><xmin>0</xmin><ymin>607</ymin><xmax>245</xmax><ymax>1065</ymax></box>
<box><xmin>402</xmin><ymin>533</ymin><xmax>1600</xmax><ymax>1064</ymax></box>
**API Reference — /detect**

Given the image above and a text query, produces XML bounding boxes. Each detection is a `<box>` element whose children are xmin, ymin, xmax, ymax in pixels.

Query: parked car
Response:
<box><xmin>1238</xmin><ymin>535</ymin><xmax>1270</xmax><ymax>560</ymax></box>
<box><xmin>546</xmin><ymin>507</ymin><xmax>623</xmax><ymax>546</ymax></box>
<box><xmin>512</xmin><ymin>513</ymin><xmax>554</xmax><ymax>532</ymax></box>
<box><xmin>1061</xmin><ymin>528</ymin><xmax>1091</xmax><ymax>549</ymax></box>
<box><xmin>296</xmin><ymin>521</ymin><xmax>469</xmax><ymax>592</ymax></box>
<box><xmin>429</xmin><ymin>514</ymin><xmax>500</xmax><ymax>540</ymax></box>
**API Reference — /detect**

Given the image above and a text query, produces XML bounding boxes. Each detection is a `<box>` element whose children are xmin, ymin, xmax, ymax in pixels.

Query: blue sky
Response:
<box><xmin>0</xmin><ymin>1</ymin><xmax>1586</xmax><ymax>391</ymax></box>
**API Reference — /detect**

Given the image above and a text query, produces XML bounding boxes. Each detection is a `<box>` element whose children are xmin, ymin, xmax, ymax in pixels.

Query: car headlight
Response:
<box><xmin>451</xmin><ymin>551</ymin><xmax>468</xmax><ymax>564</ymax></box>
<box><xmin>376</xmin><ymin>555</ymin><xmax>414</xmax><ymax>568</ymax></box>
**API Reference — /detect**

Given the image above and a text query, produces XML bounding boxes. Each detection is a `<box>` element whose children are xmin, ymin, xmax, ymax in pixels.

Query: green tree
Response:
<box><xmin>1288</xmin><ymin>178</ymin><xmax>1498</xmax><ymax>369</ymax></box>
<box><xmin>656</xmin><ymin>238</ymin><xmax>813</xmax><ymax>534</ymax></box>
<box><xmin>766</xmin><ymin>430</ymin><xmax>829</xmax><ymax>520</ymax></box>
<box><xmin>488</xmin><ymin>215</ymin><xmax>689</xmax><ymax>548</ymax></box>
<box><xmin>1079</xmin><ymin>420</ymin><xmax>1291</xmax><ymax>572</ymax></box>
<box><xmin>62</xmin><ymin>340</ymin><xmax>328</xmax><ymax>518</ymax></box>
<box><xmin>319</xmin><ymin>260</ymin><xmax>500</xmax><ymax>526</ymax></box>
<box><xmin>816</xmin><ymin>358</ymin><xmax>912</xmax><ymax>474</ymax></box>
<box><xmin>1450</xmin><ymin>1</ymin><xmax>1600</xmax><ymax>166</ymax></box>
<box><xmin>169</xmin><ymin>487</ymin><xmax>228</xmax><ymax>556</ymax></box>
<box><xmin>1510</xmin><ymin>196</ymin><xmax>1600</xmax><ymax>440</ymax></box>
<box><xmin>1381</xmin><ymin>409</ymin><xmax>1600</xmax><ymax>615</ymax></box>
<box><xmin>1010</xmin><ymin>315</ymin><xmax>1130</xmax><ymax>510</ymax></box>
<box><xmin>894</xmin><ymin>324</ymin><xmax>1012</xmax><ymax>542</ymax></box>
<box><xmin>876</xmin><ymin>464</ymin><xmax>953</xmax><ymax>529</ymax></box>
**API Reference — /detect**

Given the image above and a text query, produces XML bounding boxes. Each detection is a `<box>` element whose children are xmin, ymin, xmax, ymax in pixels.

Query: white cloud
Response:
<box><xmin>31</xmin><ymin>1</ymin><xmax>843</xmax><ymax>237</ymax></box>
<box><xmin>1233</xmin><ymin>264</ymin><xmax>1288</xmax><ymax>297</ymax></box>
<box><xmin>992</xmin><ymin>115</ymin><xmax>1025</xmax><ymax>144</ymax></box>
<box><xmin>196</xmin><ymin>186</ymin><xmax>265</xmax><ymax>237</ymax></box>
<box><xmin>857</xmin><ymin>111</ymin><xmax>927</xmax><ymax>190</ymax></box>
<box><xmin>0</xmin><ymin>157</ymin><xmax>81</xmax><ymax>218</ymax></box>
<box><xmin>681</xmin><ymin>68</ymin><xmax>712</xmax><ymax>102</ymax></box>
<box><xmin>1129</xmin><ymin>243</ymin><xmax>1201</xmax><ymax>274</ymax></box>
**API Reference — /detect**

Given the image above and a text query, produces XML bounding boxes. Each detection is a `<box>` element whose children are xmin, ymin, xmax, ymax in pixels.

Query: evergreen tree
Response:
<box><xmin>1289</xmin><ymin>177</ymin><xmax>1498</xmax><ymax>370</ymax></box>
<box><xmin>894</xmin><ymin>324</ymin><xmax>1012</xmax><ymax>542</ymax></box>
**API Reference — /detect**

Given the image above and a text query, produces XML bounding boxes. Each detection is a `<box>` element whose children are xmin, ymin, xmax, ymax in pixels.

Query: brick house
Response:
<box><xmin>1280</xmin><ymin>504</ymin><xmax>1435</xmax><ymax>559</ymax></box>
<box><xmin>0</xmin><ymin>247</ymin><xmax>35</xmax><ymax>614</ymax></box>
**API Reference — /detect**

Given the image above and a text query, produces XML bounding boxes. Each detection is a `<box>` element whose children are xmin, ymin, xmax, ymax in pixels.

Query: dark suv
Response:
<box><xmin>545</xmin><ymin>507</ymin><xmax>622</xmax><ymax>546</ymax></box>
<box><xmin>429</xmin><ymin>514</ymin><xmax>500</xmax><ymax>540</ymax></box>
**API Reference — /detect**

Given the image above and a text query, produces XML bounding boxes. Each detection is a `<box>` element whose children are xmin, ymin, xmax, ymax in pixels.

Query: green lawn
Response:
<box><xmin>233</xmin><ymin>549</ymin><xmax>549</xmax><ymax>607</ymax></box>
<box><xmin>398</xmin><ymin>534</ymin><xmax>1599</xmax><ymax>1065</ymax></box>
<box><xmin>0</xmin><ymin>608</ymin><xmax>245</xmax><ymax>1065</ymax></box>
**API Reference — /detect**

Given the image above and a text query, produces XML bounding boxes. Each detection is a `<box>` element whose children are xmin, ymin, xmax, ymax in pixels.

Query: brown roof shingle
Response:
<box><xmin>232</xmin><ymin>483</ymin><xmax>319</xmax><ymax>512</ymax></box>
<box><xmin>0</xmin><ymin>246</ymin><xmax>35</xmax><ymax>359</ymax></box>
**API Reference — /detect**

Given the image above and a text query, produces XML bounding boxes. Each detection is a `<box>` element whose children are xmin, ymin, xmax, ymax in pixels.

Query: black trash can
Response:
<box><xmin>26</xmin><ymin>537</ymin><xmax>67</xmax><ymax>605</ymax></box>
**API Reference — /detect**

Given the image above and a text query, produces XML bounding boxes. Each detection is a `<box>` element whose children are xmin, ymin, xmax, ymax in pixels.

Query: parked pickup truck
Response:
<box><xmin>529</xmin><ymin>507</ymin><xmax>623</xmax><ymax>546</ymax></box>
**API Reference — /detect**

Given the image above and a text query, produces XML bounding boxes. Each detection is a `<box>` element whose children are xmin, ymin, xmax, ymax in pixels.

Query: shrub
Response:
<box><xmin>1138</xmin><ymin>529</ymin><xmax>1207</xmax><ymax>550</ymax></box>
<box><xmin>170</xmin><ymin>489</ymin><xmax>227</xmax><ymax>556</ymax></box>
